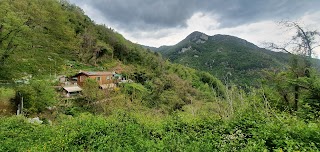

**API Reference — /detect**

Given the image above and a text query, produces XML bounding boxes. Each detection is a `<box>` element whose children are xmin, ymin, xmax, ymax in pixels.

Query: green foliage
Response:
<box><xmin>16</xmin><ymin>80</ymin><xmax>57</xmax><ymax>114</ymax></box>
<box><xmin>0</xmin><ymin>0</ymin><xmax>79</xmax><ymax>80</ymax></box>
<box><xmin>0</xmin><ymin>0</ymin><xmax>166</xmax><ymax>83</ymax></box>
<box><xmin>263</xmin><ymin>55</ymin><xmax>320</xmax><ymax>119</ymax></box>
<box><xmin>225</xmin><ymin>107</ymin><xmax>320</xmax><ymax>151</ymax></box>
<box><xmin>299</xmin><ymin>72</ymin><xmax>320</xmax><ymax>119</ymax></box>
<box><xmin>0</xmin><ymin>87</ymin><xmax>15</xmax><ymax>102</ymax></box>
<box><xmin>198</xmin><ymin>71</ymin><xmax>226</xmax><ymax>97</ymax></box>
<box><xmin>0</xmin><ymin>0</ymin><xmax>228</xmax><ymax>115</ymax></box>
<box><xmin>1</xmin><ymin>1</ymin><xmax>320</xmax><ymax>151</ymax></box>
<box><xmin>82</xmin><ymin>79</ymin><xmax>105</xmax><ymax>103</ymax></box>
<box><xmin>1</xmin><ymin>107</ymin><xmax>319</xmax><ymax>151</ymax></box>
<box><xmin>122</xmin><ymin>83</ymin><xmax>149</xmax><ymax>100</ymax></box>
<box><xmin>0</xmin><ymin>87</ymin><xmax>15</xmax><ymax>115</ymax></box>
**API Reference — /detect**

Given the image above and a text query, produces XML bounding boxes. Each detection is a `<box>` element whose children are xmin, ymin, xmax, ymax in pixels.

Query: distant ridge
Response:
<box><xmin>154</xmin><ymin>31</ymin><xmax>293</xmax><ymax>86</ymax></box>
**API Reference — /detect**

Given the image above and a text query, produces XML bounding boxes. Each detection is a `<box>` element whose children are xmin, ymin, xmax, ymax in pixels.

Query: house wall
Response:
<box><xmin>77</xmin><ymin>73</ymin><xmax>114</xmax><ymax>86</ymax></box>
<box><xmin>77</xmin><ymin>74</ymin><xmax>87</xmax><ymax>86</ymax></box>
<box><xmin>89</xmin><ymin>75</ymin><xmax>114</xmax><ymax>85</ymax></box>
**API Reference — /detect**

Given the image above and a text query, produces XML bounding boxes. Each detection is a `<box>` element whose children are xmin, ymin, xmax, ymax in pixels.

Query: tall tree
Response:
<box><xmin>266</xmin><ymin>21</ymin><xmax>320</xmax><ymax>111</ymax></box>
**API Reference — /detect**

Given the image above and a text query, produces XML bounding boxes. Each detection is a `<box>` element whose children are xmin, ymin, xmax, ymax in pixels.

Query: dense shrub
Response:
<box><xmin>1</xmin><ymin>109</ymin><xmax>319</xmax><ymax>151</ymax></box>
<box><xmin>15</xmin><ymin>81</ymin><xmax>57</xmax><ymax>114</ymax></box>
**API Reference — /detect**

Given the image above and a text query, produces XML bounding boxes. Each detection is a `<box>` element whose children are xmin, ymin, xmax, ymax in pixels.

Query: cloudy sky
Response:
<box><xmin>69</xmin><ymin>0</ymin><xmax>320</xmax><ymax>56</ymax></box>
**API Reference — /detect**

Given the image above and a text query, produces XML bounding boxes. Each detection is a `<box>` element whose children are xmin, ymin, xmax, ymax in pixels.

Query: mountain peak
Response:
<box><xmin>189</xmin><ymin>31</ymin><xmax>207</xmax><ymax>36</ymax></box>
<box><xmin>186</xmin><ymin>31</ymin><xmax>209</xmax><ymax>44</ymax></box>
<box><xmin>187</xmin><ymin>31</ymin><xmax>208</xmax><ymax>38</ymax></box>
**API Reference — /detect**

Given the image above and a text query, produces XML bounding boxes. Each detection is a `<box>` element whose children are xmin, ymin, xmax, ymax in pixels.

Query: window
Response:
<box><xmin>96</xmin><ymin>77</ymin><xmax>101</xmax><ymax>81</ymax></box>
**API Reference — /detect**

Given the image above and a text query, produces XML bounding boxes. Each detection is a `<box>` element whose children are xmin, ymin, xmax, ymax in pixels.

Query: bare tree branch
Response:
<box><xmin>268</xmin><ymin>21</ymin><xmax>320</xmax><ymax>58</ymax></box>
<box><xmin>265</xmin><ymin>42</ymin><xmax>292</xmax><ymax>55</ymax></box>
<box><xmin>311</xmin><ymin>44</ymin><xmax>320</xmax><ymax>50</ymax></box>
<box><xmin>289</xmin><ymin>22</ymin><xmax>314</xmax><ymax>58</ymax></box>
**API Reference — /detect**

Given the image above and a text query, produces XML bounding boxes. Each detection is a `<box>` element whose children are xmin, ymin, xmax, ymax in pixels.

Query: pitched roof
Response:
<box><xmin>63</xmin><ymin>86</ymin><xmax>82</xmax><ymax>93</ymax></box>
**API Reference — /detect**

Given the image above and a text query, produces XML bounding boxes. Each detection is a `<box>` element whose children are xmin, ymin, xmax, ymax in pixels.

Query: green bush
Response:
<box><xmin>16</xmin><ymin>80</ymin><xmax>57</xmax><ymax>114</ymax></box>
<box><xmin>82</xmin><ymin>78</ymin><xmax>105</xmax><ymax>103</ymax></box>
<box><xmin>1</xmin><ymin>108</ymin><xmax>319</xmax><ymax>151</ymax></box>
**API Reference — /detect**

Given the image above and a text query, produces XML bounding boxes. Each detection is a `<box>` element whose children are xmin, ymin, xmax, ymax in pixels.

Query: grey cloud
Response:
<box><xmin>79</xmin><ymin>0</ymin><xmax>199</xmax><ymax>30</ymax></box>
<box><xmin>202</xmin><ymin>0</ymin><xmax>319</xmax><ymax>27</ymax></box>
<box><xmin>70</xmin><ymin>0</ymin><xmax>320</xmax><ymax>31</ymax></box>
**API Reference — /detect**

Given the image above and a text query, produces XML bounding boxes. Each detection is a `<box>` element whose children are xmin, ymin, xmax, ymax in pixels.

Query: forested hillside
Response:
<box><xmin>154</xmin><ymin>31</ymin><xmax>320</xmax><ymax>86</ymax></box>
<box><xmin>1</xmin><ymin>0</ymin><xmax>320</xmax><ymax>151</ymax></box>
<box><xmin>0</xmin><ymin>0</ymin><xmax>227</xmax><ymax>112</ymax></box>
<box><xmin>0</xmin><ymin>0</ymin><xmax>151</xmax><ymax>80</ymax></box>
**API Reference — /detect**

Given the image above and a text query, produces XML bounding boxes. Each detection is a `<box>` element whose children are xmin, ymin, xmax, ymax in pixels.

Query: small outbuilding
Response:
<box><xmin>62</xmin><ymin>86</ymin><xmax>82</xmax><ymax>97</ymax></box>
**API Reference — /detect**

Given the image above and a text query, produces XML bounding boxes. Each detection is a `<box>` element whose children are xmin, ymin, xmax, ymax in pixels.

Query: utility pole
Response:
<box><xmin>17</xmin><ymin>92</ymin><xmax>23</xmax><ymax>115</ymax></box>
<box><xmin>21</xmin><ymin>96</ymin><xmax>23</xmax><ymax>115</ymax></box>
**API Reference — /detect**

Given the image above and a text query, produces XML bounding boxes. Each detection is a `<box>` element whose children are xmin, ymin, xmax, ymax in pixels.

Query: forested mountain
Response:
<box><xmin>1</xmin><ymin>0</ymin><xmax>320</xmax><ymax>151</ymax></box>
<box><xmin>154</xmin><ymin>31</ymin><xmax>295</xmax><ymax>85</ymax></box>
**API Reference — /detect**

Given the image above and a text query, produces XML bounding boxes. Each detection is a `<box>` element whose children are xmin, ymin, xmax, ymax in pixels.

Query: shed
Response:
<box><xmin>63</xmin><ymin>86</ymin><xmax>82</xmax><ymax>97</ymax></box>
